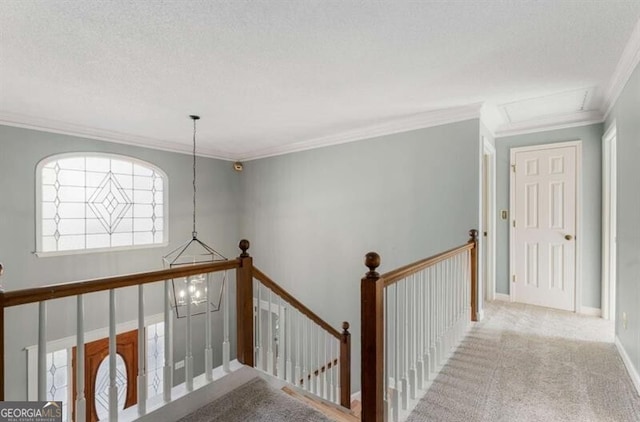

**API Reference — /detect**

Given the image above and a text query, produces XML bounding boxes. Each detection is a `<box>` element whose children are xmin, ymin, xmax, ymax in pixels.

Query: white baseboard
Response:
<box><xmin>580</xmin><ymin>306</ymin><xmax>602</xmax><ymax>317</ymax></box>
<box><xmin>350</xmin><ymin>391</ymin><xmax>361</xmax><ymax>402</ymax></box>
<box><xmin>615</xmin><ymin>336</ymin><xmax>640</xmax><ymax>396</ymax></box>
<box><xmin>494</xmin><ymin>293</ymin><xmax>511</xmax><ymax>302</ymax></box>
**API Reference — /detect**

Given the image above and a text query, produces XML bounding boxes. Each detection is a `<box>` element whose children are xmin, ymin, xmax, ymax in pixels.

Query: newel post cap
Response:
<box><xmin>239</xmin><ymin>239</ymin><xmax>250</xmax><ymax>257</ymax></box>
<box><xmin>365</xmin><ymin>252</ymin><xmax>381</xmax><ymax>278</ymax></box>
<box><xmin>469</xmin><ymin>229</ymin><xmax>479</xmax><ymax>242</ymax></box>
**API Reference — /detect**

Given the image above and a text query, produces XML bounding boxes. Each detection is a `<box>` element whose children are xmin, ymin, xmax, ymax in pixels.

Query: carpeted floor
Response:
<box><xmin>406</xmin><ymin>301</ymin><xmax>640</xmax><ymax>422</ymax></box>
<box><xmin>178</xmin><ymin>377</ymin><xmax>333</xmax><ymax>422</ymax></box>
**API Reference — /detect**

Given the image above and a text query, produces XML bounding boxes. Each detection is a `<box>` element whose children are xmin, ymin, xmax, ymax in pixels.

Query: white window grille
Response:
<box><xmin>36</xmin><ymin>153</ymin><xmax>168</xmax><ymax>255</ymax></box>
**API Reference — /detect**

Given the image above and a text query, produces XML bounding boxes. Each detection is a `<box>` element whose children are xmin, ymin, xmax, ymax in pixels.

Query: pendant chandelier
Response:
<box><xmin>163</xmin><ymin>115</ymin><xmax>227</xmax><ymax>318</ymax></box>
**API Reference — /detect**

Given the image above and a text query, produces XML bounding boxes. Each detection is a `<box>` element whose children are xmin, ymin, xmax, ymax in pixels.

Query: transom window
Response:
<box><xmin>36</xmin><ymin>153</ymin><xmax>168</xmax><ymax>255</ymax></box>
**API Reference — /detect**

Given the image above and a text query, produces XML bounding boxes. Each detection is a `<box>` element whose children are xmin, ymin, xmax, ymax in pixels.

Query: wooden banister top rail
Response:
<box><xmin>382</xmin><ymin>242</ymin><xmax>475</xmax><ymax>287</ymax></box>
<box><xmin>252</xmin><ymin>266</ymin><xmax>342</xmax><ymax>340</ymax></box>
<box><xmin>2</xmin><ymin>259</ymin><xmax>240</xmax><ymax>308</ymax></box>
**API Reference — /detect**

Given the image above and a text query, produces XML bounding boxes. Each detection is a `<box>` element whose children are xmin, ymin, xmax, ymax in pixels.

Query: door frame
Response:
<box><xmin>482</xmin><ymin>138</ymin><xmax>497</xmax><ymax>302</ymax></box>
<box><xmin>602</xmin><ymin>123</ymin><xmax>617</xmax><ymax>321</ymax></box>
<box><xmin>509</xmin><ymin>140</ymin><xmax>583</xmax><ymax>312</ymax></box>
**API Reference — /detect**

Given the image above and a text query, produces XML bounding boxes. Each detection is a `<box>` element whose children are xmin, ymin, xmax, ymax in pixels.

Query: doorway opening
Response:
<box><xmin>482</xmin><ymin>138</ymin><xmax>497</xmax><ymax>304</ymax></box>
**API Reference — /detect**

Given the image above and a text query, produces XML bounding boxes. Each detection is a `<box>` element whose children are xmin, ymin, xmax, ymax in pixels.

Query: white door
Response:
<box><xmin>511</xmin><ymin>143</ymin><xmax>579</xmax><ymax>311</ymax></box>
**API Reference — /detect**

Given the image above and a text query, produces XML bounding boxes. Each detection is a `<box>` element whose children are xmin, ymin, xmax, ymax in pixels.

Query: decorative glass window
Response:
<box><xmin>146</xmin><ymin>321</ymin><xmax>165</xmax><ymax>398</ymax></box>
<box><xmin>36</xmin><ymin>153</ymin><xmax>168</xmax><ymax>255</ymax></box>
<box><xmin>46</xmin><ymin>349</ymin><xmax>69</xmax><ymax>422</ymax></box>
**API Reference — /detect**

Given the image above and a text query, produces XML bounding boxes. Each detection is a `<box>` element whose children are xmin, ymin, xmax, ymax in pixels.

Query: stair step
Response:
<box><xmin>281</xmin><ymin>387</ymin><xmax>360</xmax><ymax>422</ymax></box>
<box><xmin>350</xmin><ymin>400</ymin><xmax>361</xmax><ymax>418</ymax></box>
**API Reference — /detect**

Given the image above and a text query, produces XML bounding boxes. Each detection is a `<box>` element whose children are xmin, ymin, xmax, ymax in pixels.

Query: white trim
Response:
<box><xmin>580</xmin><ymin>306</ymin><xmax>602</xmax><ymax>317</ymax></box>
<box><xmin>602</xmin><ymin>18</ymin><xmax>640</xmax><ymax>120</ymax></box>
<box><xmin>0</xmin><ymin>105</ymin><xmax>482</xmax><ymax>163</ymax></box>
<box><xmin>350</xmin><ymin>390</ymin><xmax>361</xmax><ymax>403</ymax></box>
<box><xmin>0</xmin><ymin>111</ymin><xmax>236</xmax><ymax>161</ymax></box>
<box><xmin>494</xmin><ymin>293</ymin><xmax>511</xmax><ymax>302</ymax></box>
<box><xmin>509</xmin><ymin>141</ymin><xmax>583</xmax><ymax>312</ymax></box>
<box><xmin>602</xmin><ymin>123</ymin><xmax>618</xmax><ymax>321</ymax></box>
<box><xmin>495</xmin><ymin>111</ymin><xmax>603</xmax><ymax>138</ymax></box>
<box><xmin>615</xmin><ymin>336</ymin><xmax>640</xmax><ymax>396</ymax></box>
<box><xmin>34</xmin><ymin>152</ymin><xmax>169</xmax><ymax>256</ymax></box>
<box><xmin>482</xmin><ymin>138</ymin><xmax>497</xmax><ymax>303</ymax></box>
<box><xmin>239</xmin><ymin>103</ymin><xmax>483</xmax><ymax>161</ymax></box>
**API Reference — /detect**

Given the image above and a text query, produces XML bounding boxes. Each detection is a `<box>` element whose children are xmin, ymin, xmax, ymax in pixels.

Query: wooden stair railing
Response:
<box><xmin>239</xmin><ymin>242</ymin><xmax>351</xmax><ymax>408</ymax></box>
<box><xmin>0</xmin><ymin>239</ymin><xmax>351</xmax><ymax>418</ymax></box>
<box><xmin>360</xmin><ymin>230</ymin><xmax>478</xmax><ymax>422</ymax></box>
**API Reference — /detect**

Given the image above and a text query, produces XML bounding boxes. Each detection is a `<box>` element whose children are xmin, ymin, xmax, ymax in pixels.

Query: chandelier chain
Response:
<box><xmin>192</xmin><ymin>117</ymin><xmax>197</xmax><ymax>238</ymax></box>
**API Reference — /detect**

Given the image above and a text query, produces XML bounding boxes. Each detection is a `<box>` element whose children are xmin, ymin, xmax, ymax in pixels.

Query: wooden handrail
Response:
<box><xmin>382</xmin><ymin>243</ymin><xmax>474</xmax><ymax>287</ymax></box>
<box><xmin>253</xmin><ymin>266</ymin><xmax>342</xmax><ymax>340</ymax></box>
<box><xmin>2</xmin><ymin>259</ymin><xmax>240</xmax><ymax>308</ymax></box>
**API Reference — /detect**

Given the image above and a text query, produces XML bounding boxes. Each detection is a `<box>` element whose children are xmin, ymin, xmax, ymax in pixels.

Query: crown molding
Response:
<box><xmin>602</xmin><ymin>18</ymin><xmax>640</xmax><ymax>120</ymax></box>
<box><xmin>494</xmin><ymin>110</ymin><xmax>603</xmax><ymax>138</ymax></box>
<box><xmin>0</xmin><ymin>111</ymin><xmax>237</xmax><ymax>161</ymax></box>
<box><xmin>239</xmin><ymin>103</ymin><xmax>483</xmax><ymax>161</ymax></box>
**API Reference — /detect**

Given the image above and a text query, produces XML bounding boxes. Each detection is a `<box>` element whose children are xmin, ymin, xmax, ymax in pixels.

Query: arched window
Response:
<box><xmin>36</xmin><ymin>153</ymin><xmax>167</xmax><ymax>255</ymax></box>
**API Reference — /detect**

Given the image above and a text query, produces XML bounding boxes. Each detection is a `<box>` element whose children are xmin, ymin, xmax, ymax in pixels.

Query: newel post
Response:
<box><xmin>340</xmin><ymin>321</ymin><xmax>351</xmax><ymax>409</ymax></box>
<box><xmin>361</xmin><ymin>252</ymin><xmax>384</xmax><ymax>422</ymax></box>
<box><xmin>236</xmin><ymin>239</ymin><xmax>254</xmax><ymax>366</ymax></box>
<box><xmin>469</xmin><ymin>229</ymin><xmax>479</xmax><ymax>322</ymax></box>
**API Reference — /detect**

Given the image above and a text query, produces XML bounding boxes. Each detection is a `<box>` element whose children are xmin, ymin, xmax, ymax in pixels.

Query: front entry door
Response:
<box><xmin>511</xmin><ymin>142</ymin><xmax>578</xmax><ymax>311</ymax></box>
<box><xmin>72</xmin><ymin>330</ymin><xmax>138</xmax><ymax>422</ymax></box>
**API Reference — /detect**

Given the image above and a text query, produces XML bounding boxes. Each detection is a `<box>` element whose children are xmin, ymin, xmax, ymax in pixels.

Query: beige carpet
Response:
<box><xmin>406</xmin><ymin>301</ymin><xmax>640</xmax><ymax>422</ymax></box>
<box><xmin>178</xmin><ymin>377</ymin><xmax>333</xmax><ymax>422</ymax></box>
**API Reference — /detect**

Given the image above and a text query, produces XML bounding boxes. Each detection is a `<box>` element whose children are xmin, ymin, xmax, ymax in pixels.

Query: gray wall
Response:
<box><xmin>495</xmin><ymin>124</ymin><xmax>603</xmax><ymax>308</ymax></box>
<box><xmin>239</xmin><ymin>119</ymin><xmax>481</xmax><ymax>391</ymax></box>
<box><xmin>605</xmin><ymin>61</ymin><xmax>640</xmax><ymax>374</ymax></box>
<box><xmin>0</xmin><ymin>125</ymin><xmax>241</xmax><ymax>399</ymax></box>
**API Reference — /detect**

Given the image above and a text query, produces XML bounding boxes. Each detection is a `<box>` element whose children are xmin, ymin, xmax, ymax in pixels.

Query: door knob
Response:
<box><xmin>565</xmin><ymin>234</ymin><xmax>573</xmax><ymax>240</ymax></box>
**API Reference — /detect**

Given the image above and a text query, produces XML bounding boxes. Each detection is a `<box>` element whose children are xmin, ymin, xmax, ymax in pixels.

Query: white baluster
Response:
<box><xmin>429</xmin><ymin>267</ymin><xmax>437</xmax><ymax>377</ymax></box>
<box><xmin>322</xmin><ymin>330</ymin><xmax>328</xmax><ymax>399</ymax></box>
<box><xmin>336</xmin><ymin>336</ymin><xmax>341</xmax><ymax>404</ymax></box>
<box><xmin>295</xmin><ymin>310</ymin><xmax>301</xmax><ymax>386</ymax></box>
<box><xmin>185</xmin><ymin>278</ymin><xmax>193</xmax><ymax>392</ymax></box>
<box><xmin>409</xmin><ymin>275</ymin><xmax>417</xmax><ymax>400</ymax></box>
<box><xmin>277</xmin><ymin>297</ymin><xmax>285</xmax><ymax>379</ymax></box>
<box><xmin>38</xmin><ymin>301</ymin><xmax>46</xmax><ymax>401</ymax></box>
<box><xmin>205</xmin><ymin>274</ymin><xmax>213</xmax><ymax>381</ymax></box>
<box><xmin>416</xmin><ymin>271</ymin><xmax>424</xmax><ymax>391</ymax></box>
<box><xmin>311</xmin><ymin>325</ymin><xmax>317</xmax><ymax>395</ymax></box>
<box><xmin>401</xmin><ymin>279</ymin><xmax>409</xmax><ymax>410</ymax></box>
<box><xmin>286</xmin><ymin>304</ymin><xmax>293</xmax><ymax>383</ymax></box>
<box><xmin>109</xmin><ymin>290</ymin><xmax>118</xmax><ymax>421</ymax></box>
<box><xmin>163</xmin><ymin>280</ymin><xmax>173</xmax><ymax>402</ymax></box>
<box><xmin>302</xmin><ymin>317</ymin><xmax>309</xmax><ymax>391</ymax></box>
<box><xmin>76</xmin><ymin>295</ymin><xmax>86</xmax><ymax>422</ymax></box>
<box><xmin>392</xmin><ymin>284</ymin><xmax>400</xmax><ymax>421</ymax></box>
<box><xmin>137</xmin><ymin>285</ymin><xmax>147</xmax><ymax>414</ymax></box>
<box><xmin>384</xmin><ymin>287</ymin><xmax>389</xmax><ymax>418</ymax></box>
<box><xmin>223</xmin><ymin>271</ymin><xmax>231</xmax><ymax>373</ymax></box>
<box><xmin>267</xmin><ymin>289</ymin><xmax>274</xmax><ymax>375</ymax></box>
<box><xmin>256</xmin><ymin>282</ymin><xmax>263</xmax><ymax>370</ymax></box>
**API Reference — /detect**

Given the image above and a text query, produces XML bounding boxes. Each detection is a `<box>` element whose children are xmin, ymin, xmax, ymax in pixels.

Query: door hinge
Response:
<box><xmin>512</xmin><ymin>220</ymin><xmax>516</xmax><ymax>228</ymax></box>
<box><xmin>512</xmin><ymin>274</ymin><xmax>516</xmax><ymax>283</ymax></box>
<box><xmin>511</xmin><ymin>164</ymin><xmax>516</xmax><ymax>173</ymax></box>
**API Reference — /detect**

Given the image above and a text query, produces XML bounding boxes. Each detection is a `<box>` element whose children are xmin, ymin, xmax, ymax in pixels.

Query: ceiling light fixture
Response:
<box><xmin>163</xmin><ymin>115</ymin><xmax>227</xmax><ymax>318</ymax></box>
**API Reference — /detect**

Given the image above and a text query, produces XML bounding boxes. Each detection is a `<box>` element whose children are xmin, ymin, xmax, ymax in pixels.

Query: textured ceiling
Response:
<box><xmin>1</xmin><ymin>1</ymin><xmax>639</xmax><ymax>160</ymax></box>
